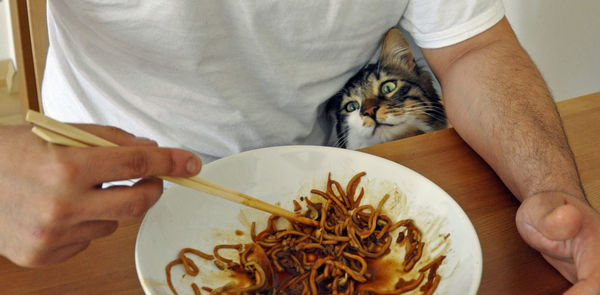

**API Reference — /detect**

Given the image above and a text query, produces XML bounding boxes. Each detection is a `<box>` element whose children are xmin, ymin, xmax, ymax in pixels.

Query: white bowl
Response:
<box><xmin>135</xmin><ymin>145</ymin><xmax>482</xmax><ymax>294</ymax></box>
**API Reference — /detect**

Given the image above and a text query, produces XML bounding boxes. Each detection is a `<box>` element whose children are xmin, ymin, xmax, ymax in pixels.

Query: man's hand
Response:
<box><xmin>0</xmin><ymin>124</ymin><xmax>202</xmax><ymax>267</ymax></box>
<box><xmin>516</xmin><ymin>192</ymin><xmax>600</xmax><ymax>294</ymax></box>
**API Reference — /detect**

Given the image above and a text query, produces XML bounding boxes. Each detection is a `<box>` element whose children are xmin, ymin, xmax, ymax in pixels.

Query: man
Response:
<box><xmin>0</xmin><ymin>1</ymin><xmax>598</xmax><ymax>294</ymax></box>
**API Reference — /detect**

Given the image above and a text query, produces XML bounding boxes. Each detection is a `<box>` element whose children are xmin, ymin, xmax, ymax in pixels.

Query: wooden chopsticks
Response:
<box><xmin>25</xmin><ymin>110</ymin><xmax>318</xmax><ymax>226</ymax></box>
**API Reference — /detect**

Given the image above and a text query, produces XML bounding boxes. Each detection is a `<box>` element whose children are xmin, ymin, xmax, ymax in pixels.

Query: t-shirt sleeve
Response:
<box><xmin>399</xmin><ymin>0</ymin><xmax>505</xmax><ymax>48</ymax></box>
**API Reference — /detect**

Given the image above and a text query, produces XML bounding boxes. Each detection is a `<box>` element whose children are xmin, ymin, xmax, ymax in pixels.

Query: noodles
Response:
<box><xmin>166</xmin><ymin>172</ymin><xmax>446</xmax><ymax>294</ymax></box>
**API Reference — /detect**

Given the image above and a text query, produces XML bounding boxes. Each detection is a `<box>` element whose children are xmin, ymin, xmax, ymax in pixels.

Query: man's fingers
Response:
<box><xmin>542</xmin><ymin>204</ymin><xmax>582</xmax><ymax>241</ymax></box>
<box><xmin>564</xmin><ymin>277</ymin><xmax>600</xmax><ymax>295</ymax></box>
<box><xmin>19</xmin><ymin>220</ymin><xmax>119</xmax><ymax>267</ymax></box>
<box><xmin>517</xmin><ymin>194</ymin><xmax>582</xmax><ymax>241</ymax></box>
<box><xmin>35</xmin><ymin>220</ymin><xmax>119</xmax><ymax>248</ymax></box>
<box><xmin>73</xmin><ymin>145</ymin><xmax>201</xmax><ymax>185</ymax></box>
<box><xmin>518</xmin><ymin>194</ymin><xmax>600</xmax><ymax>295</ymax></box>
<box><xmin>32</xmin><ymin>242</ymin><xmax>92</xmax><ymax>267</ymax></box>
<box><xmin>81</xmin><ymin>178</ymin><xmax>163</xmax><ymax>221</ymax></box>
<box><xmin>541</xmin><ymin>253</ymin><xmax>577</xmax><ymax>283</ymax></box>
<box><xmin>73</xmin><ymin>124</ymin><xmax>158</xmax><ymax>147</ymax></box>
<box><xmin>67</xmin><ymin>220</ymin><xmax>119</xmax><ymax>243</ymax></box>
<box><xmin>42</xmin><ymin>124</ymin><xmax>202</xmax><ymax>185</ymax></box>
<box><xmin>515</xmin><ymin>194</ymin><xmax>581</xmax><ymax>260</ymax></box>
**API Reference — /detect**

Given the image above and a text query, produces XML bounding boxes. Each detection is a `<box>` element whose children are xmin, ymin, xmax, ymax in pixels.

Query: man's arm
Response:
<box><xmin>423</xmin><ymin>17</ymin><xmax>581</xmax><ymax>201</ymax></box>
<box><xmin>422</xmin><ymin>17</ymin><xmax>600</xmax><ymax>294</ymax></box>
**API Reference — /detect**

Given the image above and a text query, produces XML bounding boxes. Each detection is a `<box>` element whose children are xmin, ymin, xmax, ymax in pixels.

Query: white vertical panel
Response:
<box><xmin>0</xmin><ymin>0</ymin><xmax>16</xmax><ymax>66</ymax></box>
<box><xmin>503</xmin><ymin>0</ymin><xmax>600</xmax><ymax>101</ymax></box>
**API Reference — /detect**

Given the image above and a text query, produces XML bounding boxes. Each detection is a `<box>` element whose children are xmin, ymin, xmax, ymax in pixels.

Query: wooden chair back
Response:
<box><xmin>10</xmin><ymin>0</ymin><xmax>48</xmax><ymax>113</ymax></box>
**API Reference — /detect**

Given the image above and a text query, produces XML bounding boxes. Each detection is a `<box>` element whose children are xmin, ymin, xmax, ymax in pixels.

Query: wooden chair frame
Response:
<box><xmin>10</xmin><ymin>0</ymin><xmax>48</xmax><ymax>114</ymax></box>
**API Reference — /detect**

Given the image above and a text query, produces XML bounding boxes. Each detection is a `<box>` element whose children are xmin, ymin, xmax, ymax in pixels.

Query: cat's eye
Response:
<box><xmin>380</xmin><ymin>80</ymin><xmax>397</xmax><ymax>94</ymax></box>
<box><xmin>344</xmin><ymin>101</ymin><xmax>360</xmax><ymax>112</ymax></box>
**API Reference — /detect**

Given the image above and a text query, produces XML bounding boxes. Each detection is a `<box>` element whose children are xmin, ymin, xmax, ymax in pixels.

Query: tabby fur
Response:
<box><xmin>328</xmin><ymin>28</ymin><xmax>447</xmax><ymax>149</ymax></box>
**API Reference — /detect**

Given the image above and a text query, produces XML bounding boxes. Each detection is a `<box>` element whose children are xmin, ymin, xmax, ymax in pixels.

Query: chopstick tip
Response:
<box><xmin>296</xmin><ymin>216</ymin><xmax>319</xmax><ymax>227</ymax></box>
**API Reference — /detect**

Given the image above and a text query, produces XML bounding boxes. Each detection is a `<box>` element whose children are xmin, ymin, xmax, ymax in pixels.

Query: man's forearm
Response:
<box><xmin>424</xmin><ymin>18</ymin><xmax>584</xmax><ymax>202</ymax></box>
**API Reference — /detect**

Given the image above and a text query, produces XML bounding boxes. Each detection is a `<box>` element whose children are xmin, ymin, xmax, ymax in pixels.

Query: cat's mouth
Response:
<box><xmin>372</xmin><ymin>121</ymin><xmax>396</xmax><ymax>135</ymax></box>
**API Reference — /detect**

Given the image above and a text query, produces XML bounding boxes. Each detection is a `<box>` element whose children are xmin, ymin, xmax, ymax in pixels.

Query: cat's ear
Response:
<box><xmin>379</xmin><ymin>28</ymin><xmax>416</xmax><ymax>70</ymax></box>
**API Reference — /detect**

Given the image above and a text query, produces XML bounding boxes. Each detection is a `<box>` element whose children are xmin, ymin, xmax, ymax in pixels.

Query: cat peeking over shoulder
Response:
<box><xmin>328</xmin><ymin>28</ymin><xmax>447</xmax><ymax>149</ymax></box>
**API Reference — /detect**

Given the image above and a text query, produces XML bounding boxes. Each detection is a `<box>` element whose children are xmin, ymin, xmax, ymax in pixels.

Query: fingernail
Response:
<box><xmin>186</xmin><ymin>157</ymin><xmax>200</xmax><ymax>174</ymax></box>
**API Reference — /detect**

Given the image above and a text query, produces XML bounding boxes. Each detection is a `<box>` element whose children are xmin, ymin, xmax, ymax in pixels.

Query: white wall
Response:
<box><xmin>503</xmin><ymin>0</ymin><xmax>600</xmax><ymax>101</ymax></box>
<box><xmin>0</xmin><ymin>0</ymin><xmax>16</xmax><ymax>65</ymax></box>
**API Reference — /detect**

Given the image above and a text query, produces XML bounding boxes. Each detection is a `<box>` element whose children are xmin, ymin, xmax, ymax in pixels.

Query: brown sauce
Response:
<box><xmin>356</xmin><ymin>255</ymin><xmax>445</xmax><ymax>294</ymax></box>
<box><xmin>357</xmin><ymin>257</ymin><xmax>405</xmax><ymax>291</ymax></box>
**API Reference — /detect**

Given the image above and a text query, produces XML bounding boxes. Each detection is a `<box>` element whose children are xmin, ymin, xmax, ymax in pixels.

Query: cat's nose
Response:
<box><xmin>362</xmin><ymin>105</ymin><xmax>379</xmax><ymax>117</ymax></box>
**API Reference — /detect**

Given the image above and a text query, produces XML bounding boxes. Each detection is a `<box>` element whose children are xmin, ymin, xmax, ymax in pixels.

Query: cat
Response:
<box><xmin>327</xmin><ymin>28</ymin><xmax>447</xmax><ymax>150</ymax></box>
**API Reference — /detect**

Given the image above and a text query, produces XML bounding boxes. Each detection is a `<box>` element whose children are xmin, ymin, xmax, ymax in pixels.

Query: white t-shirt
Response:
<box><xmin>42</xmin><ymin>0</ymin><xmax>504</xmax><ymax>163</ymax></box>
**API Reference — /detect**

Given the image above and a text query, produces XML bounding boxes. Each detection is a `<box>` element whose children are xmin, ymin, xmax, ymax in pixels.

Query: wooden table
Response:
<box><xmin>1</xmin><ymin>92</ymin><xmax>598</xmax><ymax>294</ymax></box>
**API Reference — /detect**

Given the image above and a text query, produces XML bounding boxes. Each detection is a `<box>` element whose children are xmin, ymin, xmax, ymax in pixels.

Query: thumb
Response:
<box><xmin>516</xmin><ymin>194</ymin><xmax>582</xmax><ymax>251</ymax></box>
<box><xmin>565</xmin><ymin>278</ymin><xmax>600</xmax><ymax>295</ymax></box>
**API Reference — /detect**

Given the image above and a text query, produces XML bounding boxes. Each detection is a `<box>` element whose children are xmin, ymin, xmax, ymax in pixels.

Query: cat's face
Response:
<box><xmin>329</xmin><ymin>28</ymin><xmax>447</xmax><ymax>149</ymax></box>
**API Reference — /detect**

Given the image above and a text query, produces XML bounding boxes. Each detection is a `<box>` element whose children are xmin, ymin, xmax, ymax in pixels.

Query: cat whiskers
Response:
<box><xmin>404</xmin><ymin>104</ymin><xmax>446</xmax><ymax>114</ymax></box>
<box><xmin>381</xmin><ymin>103</ymin><xmax>445</xmax><ymax>119</ymax></box>
<box><xmin>333</xmin><ymin>129</ymin><xmax>350</xmax><ymax>148</ymax></box>
<box><xmin>403</xmin><ymin>104</ymin><xmax>445</xmax><ymax>114</ymax></box>
<box><xmin>402</xmin><ymin>105</ymin><xmax>447</xmax><ymax>122</ymax></box>
<box><xmin>334</xmin><ymin>138</ymin><xmax>348</xmax><ymax>149</ymax></box>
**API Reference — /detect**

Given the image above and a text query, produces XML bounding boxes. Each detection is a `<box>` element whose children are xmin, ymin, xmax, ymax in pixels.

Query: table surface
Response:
<box><xmin>1</xmin><ymin>92</ymin><xmax>598</xmax><ymax>295</ymax></box>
